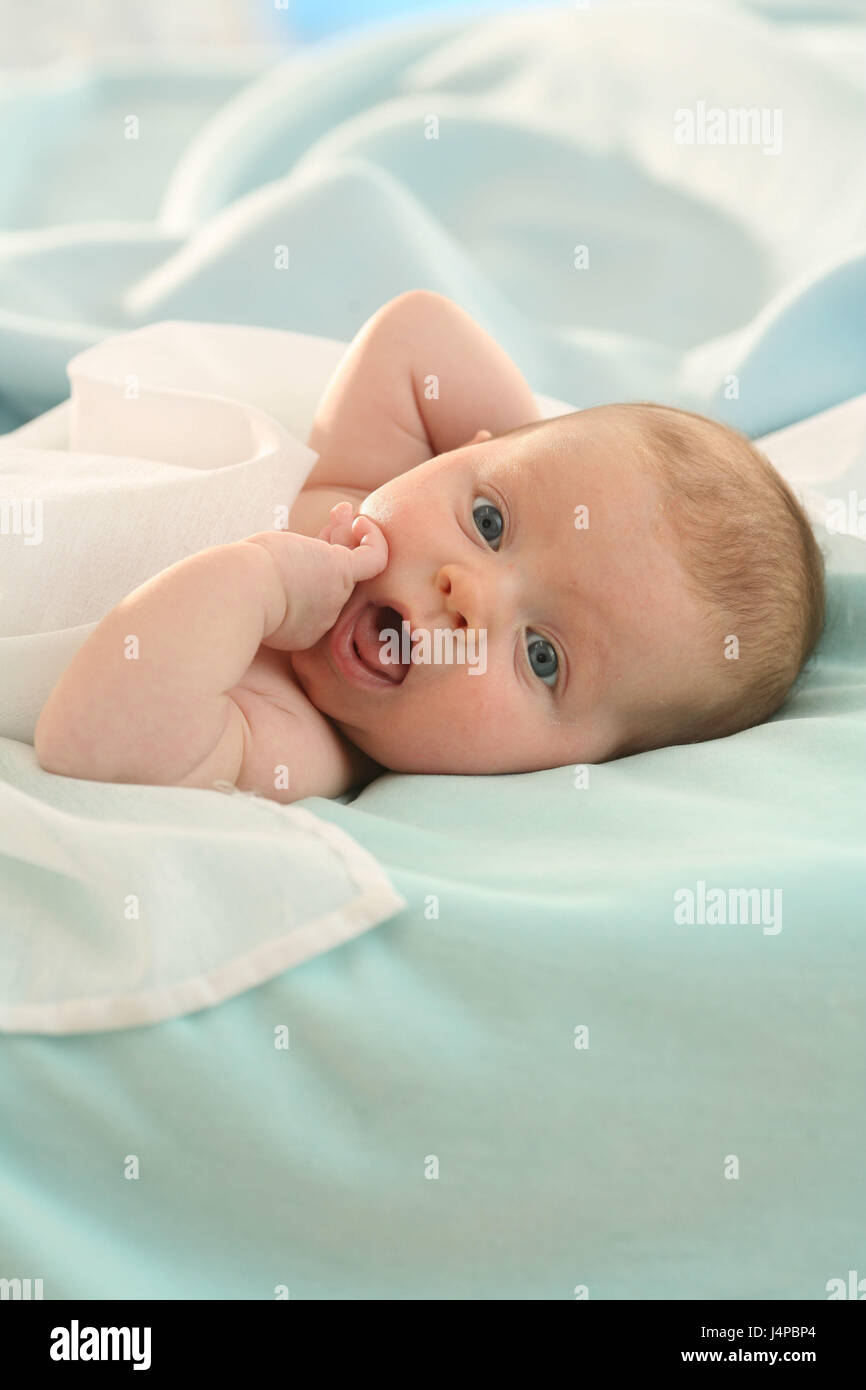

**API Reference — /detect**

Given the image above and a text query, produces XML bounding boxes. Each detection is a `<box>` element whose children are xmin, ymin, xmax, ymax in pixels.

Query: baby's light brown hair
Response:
<box><xmin>615</xmin><ymin>402</ymin><xmax>826</xmax><ymax>756</ymax></box>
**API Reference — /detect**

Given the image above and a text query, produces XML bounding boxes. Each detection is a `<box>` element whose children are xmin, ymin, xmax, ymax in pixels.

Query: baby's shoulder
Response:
<box><xmin>228</xmin><ymin>646</ymin><xmax>370</xmax><ymax>802</ymax></box>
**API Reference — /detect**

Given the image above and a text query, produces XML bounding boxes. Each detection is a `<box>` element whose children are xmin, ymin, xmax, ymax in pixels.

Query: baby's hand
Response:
<box><xmin>318</xmin><ymin>501</ymin><xmax>388</xmax><ymax>581</ymax></box>
<box><xmin>318</xmin><ymin>499</ymin><xmax>358</xmax><ymax>547</ymax></box>
<box><xmin>246</xmin><ymin>508</ymin><xmax>388</xmax><ymax>651</ymax></box>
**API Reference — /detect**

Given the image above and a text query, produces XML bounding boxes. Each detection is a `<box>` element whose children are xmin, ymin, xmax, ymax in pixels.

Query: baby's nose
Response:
<box><xmin>436</xmin><ymin>568</ymin><xmax>468</xmax><ymax>628</ymax></box>
<box><xmin>435</xmin><ymin>563</ymin><xmax>500</xmax><ymax>632</ymax></box>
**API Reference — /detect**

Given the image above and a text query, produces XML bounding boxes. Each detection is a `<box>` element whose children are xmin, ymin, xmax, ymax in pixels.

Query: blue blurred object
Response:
<box><xmin>272</xmin><ymin>0</ymin><xmax>573</xmax><ymax>42</ymax></box>
<box><xmin>263</xmin><ymin>0</ymin><xmax>859</xmax><ymax>47</ymax></box>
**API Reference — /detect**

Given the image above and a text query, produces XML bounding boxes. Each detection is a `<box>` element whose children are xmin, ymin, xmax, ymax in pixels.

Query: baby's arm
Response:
<box><xmin>290</xmin><ymin>289</ymin><xmax>541</xmax><ymax>537</ymax></box>
<box><xmin>34</xmin><ymin>520</ymin><xmax>386</xmax><ymax>795</ymax></box>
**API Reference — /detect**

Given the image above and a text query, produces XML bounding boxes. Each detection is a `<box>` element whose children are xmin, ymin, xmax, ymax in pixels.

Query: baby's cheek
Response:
<box><xmin>358</xmin><ymin>489</ymin><xmax>397</xmax><ymax>530</ymax></box>
<box><xmin>440</xmin><ymin>664</ymin><xmax>514</xmax><ymax>743</ymax></box>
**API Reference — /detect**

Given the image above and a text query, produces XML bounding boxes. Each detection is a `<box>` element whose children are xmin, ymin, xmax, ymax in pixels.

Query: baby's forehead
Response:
<box><xmin>485</xmin><ymin>409</ymin><xmax>643</xmax><ymax>490</ymax></box>
<box><xmin>491</xmin><ymin>415</ymin><xmax>686</xmax><ymax>567</ymax></box>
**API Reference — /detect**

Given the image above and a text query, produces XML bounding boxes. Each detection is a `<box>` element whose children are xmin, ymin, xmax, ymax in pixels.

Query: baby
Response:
<box><xmin>34</xmin><ymin>290</ymin><xmax>826</xmax><ymax>803</ymax></box>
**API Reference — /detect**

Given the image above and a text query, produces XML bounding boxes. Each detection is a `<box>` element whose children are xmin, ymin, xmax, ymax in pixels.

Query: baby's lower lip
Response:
<box><xmin>328</xmin><ymin>601</ymin><xmax>406</xmax><ymax>692</ymax></box>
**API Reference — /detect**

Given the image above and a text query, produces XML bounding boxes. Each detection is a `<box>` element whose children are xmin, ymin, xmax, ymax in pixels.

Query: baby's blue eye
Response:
<box><xmin>472</xmin><ymin>496</ymin><xmax>503</xmax><ymax>549</ymax></box>
<box><xmin>527</xmin><ymin>631</ymin><xmax>558</xmax><ymax>687</ymax></box>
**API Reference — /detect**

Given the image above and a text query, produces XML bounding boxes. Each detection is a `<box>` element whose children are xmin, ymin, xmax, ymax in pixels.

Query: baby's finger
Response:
<box><xmin>348</xmin><ymin>515</ymin><xmax>388</xmax><ymax>580</ymax></box>
<box><xmin>326</xmin><ymin>501</ymin><xmax>356</xmax><ymax>549</ymax></box>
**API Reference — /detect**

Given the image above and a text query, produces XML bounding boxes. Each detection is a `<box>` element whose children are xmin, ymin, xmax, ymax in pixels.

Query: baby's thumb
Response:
<box><xmin>349</xmin><ymin>515</ymin><xmax>388</xmax><ymax>577</ymax></box>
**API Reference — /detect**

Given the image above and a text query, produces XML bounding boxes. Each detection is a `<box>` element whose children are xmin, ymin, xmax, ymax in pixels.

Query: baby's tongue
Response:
<box><xmin>353</xmin><ymin>604</ymin><xmax>408</xmax><ymax>683</ymax></box>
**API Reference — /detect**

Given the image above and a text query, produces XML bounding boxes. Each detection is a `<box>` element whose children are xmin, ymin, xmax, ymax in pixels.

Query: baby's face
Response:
<box><xmin>291</xmin><ymin>407</ymin><xmax>713</xmax><ymax>772</ymax></box>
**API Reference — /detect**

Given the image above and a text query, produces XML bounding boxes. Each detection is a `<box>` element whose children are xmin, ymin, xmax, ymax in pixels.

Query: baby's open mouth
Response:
<box><xmin>352</xmin><ymin>603</ymin><xmax>409</xmax><ymax>683</ymax></box>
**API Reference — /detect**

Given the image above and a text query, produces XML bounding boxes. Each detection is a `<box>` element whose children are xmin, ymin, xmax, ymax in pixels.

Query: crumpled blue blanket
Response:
<box><xmin>0</xmin><ymin>0</ymin><xmax>864</xmax><ymax>1300</ymax></box>
<box><xmin>1</xmin><ymin>0</ymin><xmax>865</xmax><ymax>437</ymax></box>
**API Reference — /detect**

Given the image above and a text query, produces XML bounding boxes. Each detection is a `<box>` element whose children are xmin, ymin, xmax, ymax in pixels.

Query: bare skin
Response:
<box><xmin>34</xmin><ymin>292</ymin><xmax>543</xmax><ymax>800</ymax></box>
<box><xmin>34</xmin><ymin>290</ymin><xmax>710</xmax><ymax>802</ymax></box>
<box><xmin>293</xmin><ymin>410</ymin><xmax>713</xmax><ymax>774</ymax></box>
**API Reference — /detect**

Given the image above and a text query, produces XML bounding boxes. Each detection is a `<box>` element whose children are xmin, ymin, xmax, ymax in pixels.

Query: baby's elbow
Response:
<box><xmin>33</xmin><ymin>710</ymin><xmax>95</xmax><ymax>780</ymax></box>
<box><xmin>33</xmin><ymin>708</ymin><xmax>61</xmax><ymax>770</ymax></box>
<box><xmin>34</xmin><ymin>697</ymin><xmax>124</xmax><ymax>782</ymax></box>
<box><xmin>382</xmin><ymin>287</ymin><xmax>453</xmax><ymax>323</ymax></box>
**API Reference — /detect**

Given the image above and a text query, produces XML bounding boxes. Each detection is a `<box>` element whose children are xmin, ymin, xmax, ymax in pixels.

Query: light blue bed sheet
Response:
<box><xmin>1</xmin><ymin>0</ymin><xmax>865</xmax><ymax>1299</ymax></box>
